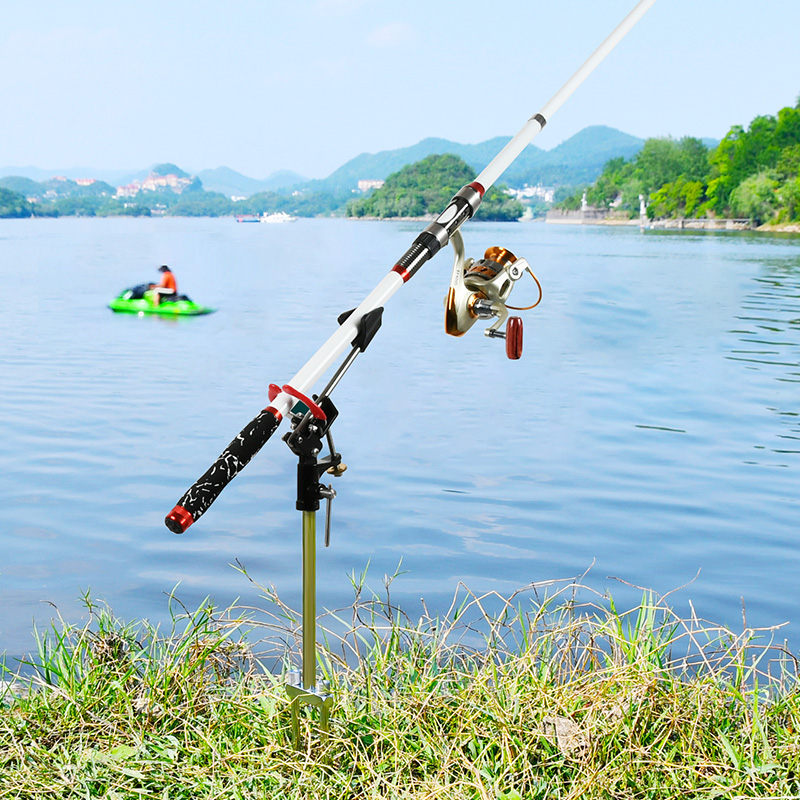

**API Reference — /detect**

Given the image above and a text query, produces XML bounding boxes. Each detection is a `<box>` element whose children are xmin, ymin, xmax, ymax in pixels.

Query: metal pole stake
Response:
<box><xmin>286</xmin><ymin>509</ymin><xmax>333</xmax><ymax>748</ymax></box>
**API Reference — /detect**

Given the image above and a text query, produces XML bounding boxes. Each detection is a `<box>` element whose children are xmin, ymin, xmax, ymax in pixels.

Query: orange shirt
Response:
<box><xmin>157</xmin><ymin>271</ymin><xmax>177</xmax><ymax>292</ymax></box>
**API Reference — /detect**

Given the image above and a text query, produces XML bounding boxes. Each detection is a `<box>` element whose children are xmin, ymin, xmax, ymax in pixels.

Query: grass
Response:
<box><xmin>1</xmin><ymin>569</ymin><xmax>800</xmax><ymax>799</ymax></box>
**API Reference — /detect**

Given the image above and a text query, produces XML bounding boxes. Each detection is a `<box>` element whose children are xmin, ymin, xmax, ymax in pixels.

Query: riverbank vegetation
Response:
<box><xmin>2</xmin><ymin>573</ymin><xmax>799</xmax><ymax>798</ymax></box>
<box><xmin>0</xmin><ymin>187</ymin><xmax>35</xmax><ymax>218</ymax></box>
<box><xmin>0</xmin><ymin>154</ymin><xmax>523</xmax><ymax>222</ymax></box>
<box><xmin>558</xmin><ymin>99</ymin><xmax>800</xmax><ymax>226</ymax></box>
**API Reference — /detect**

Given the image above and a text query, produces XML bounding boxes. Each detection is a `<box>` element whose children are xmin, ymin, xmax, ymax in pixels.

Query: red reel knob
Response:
<box><xmin>506</xmin><ymin>316</ymin><xmax>523</xmax><ymax>360</ymax></box>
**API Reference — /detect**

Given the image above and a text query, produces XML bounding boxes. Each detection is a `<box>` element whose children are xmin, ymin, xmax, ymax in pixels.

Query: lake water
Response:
<box><xmin>2</xmin><ymin>216</ymin><xmax>800</xmax><ymax>659</ymax></box>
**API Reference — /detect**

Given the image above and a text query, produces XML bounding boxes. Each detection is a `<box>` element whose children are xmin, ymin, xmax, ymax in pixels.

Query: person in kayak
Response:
<box><xmin>150</xmin><ymin>265</ymin><xmax>177</xmax><ymax>304</ymax></box>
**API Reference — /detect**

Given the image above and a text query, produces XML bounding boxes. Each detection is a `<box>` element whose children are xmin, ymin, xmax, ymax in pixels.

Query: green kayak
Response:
<box><xmin>109</xmin><ymin>284</ymin><xmax>215</xmax><ymax>317</ymax></box>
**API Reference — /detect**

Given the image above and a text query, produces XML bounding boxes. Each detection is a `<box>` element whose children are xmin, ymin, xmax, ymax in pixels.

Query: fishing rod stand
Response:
<box><xmin>163</xmin><ymin>0</ymin><xmax>654</xmax><ymax>750</ymax></box>
<box><xmin>281</xmin><ymin>306</ymin><xmax>383</xmax><ymax>748</ymax></box>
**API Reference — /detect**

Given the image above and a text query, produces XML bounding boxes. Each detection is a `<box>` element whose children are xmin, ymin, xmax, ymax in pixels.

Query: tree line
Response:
<box><xmin>0</xmin><ymin>154</ymin><xmax>523</xmax><ymax>221</ymax></box>
<box><xmin>558</xmin><ymin>98</ymin><xmax>800</xmax><ymax>225</ymax></box>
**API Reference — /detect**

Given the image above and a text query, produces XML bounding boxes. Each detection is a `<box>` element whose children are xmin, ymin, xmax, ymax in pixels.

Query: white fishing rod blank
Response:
<box><xmin>476</xmin><ymin>0</ymin><xmax>657</xmax><ymax>190</ymax></box>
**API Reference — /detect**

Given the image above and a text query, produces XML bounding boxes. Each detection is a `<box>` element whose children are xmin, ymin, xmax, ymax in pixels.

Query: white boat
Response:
<box><xmin>260</xmin><ymin>211</ymin><xmax>298</xmax><ymax>224</ymax></box>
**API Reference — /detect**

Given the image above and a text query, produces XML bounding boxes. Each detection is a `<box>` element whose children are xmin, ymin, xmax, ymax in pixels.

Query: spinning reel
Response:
<box><xmin>444</xmin><ymin>230</ymin><xmax>542</xmax><ymax>359</ymax></box>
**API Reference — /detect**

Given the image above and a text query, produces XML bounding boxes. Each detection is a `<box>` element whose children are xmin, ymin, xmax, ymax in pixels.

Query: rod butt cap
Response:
<box><xmin>165</xmin><ymin>505</ymin><xmax>194</xmax><ymax>534</ymax></box>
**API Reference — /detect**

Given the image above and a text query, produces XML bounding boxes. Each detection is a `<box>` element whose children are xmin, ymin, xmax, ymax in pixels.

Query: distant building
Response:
<box><xmin>116</xmin><ymin>183</ymin><xmax>141</xmax><ymax>198</ymax></box>
<box><xmin>75</xmin><ymin>178</ymin><xmax>96</xmax><ymax>186</ymax></box>
<box><xmin>506</xmin><ymin>184</ymin><xmax>555</xmax><ymax>204</ymax></box>
<box><xmin>357</xmin><ymin>179</ymin><xmax>384</xmax><ymax>192</ymax></box>
<box><xmin>141</xmin><ymin>173</ymin><xmax>191</xmax><ymax>192</ymax></box>
<box><xmin>115</xmin><ymin>172</ymin><xmax>193</xmax><ymax>198</ymax></box>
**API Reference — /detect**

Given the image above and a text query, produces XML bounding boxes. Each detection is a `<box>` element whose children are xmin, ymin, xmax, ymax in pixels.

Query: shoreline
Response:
<box><xmin>5</xmin><ymin>212</ymin><xmax>800</xmax><ymax>233</ymax></box>
<box><xmin>545</xmin><ymin>209</ymin><xmax>800</xmax><ymax>233</ymax></box>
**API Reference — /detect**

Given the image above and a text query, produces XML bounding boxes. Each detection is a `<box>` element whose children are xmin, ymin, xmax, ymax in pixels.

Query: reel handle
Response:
<box><xmin>485</xmin><ymin>315</ymin><xmax>524</xmax><ymax>359</ymax></box>
<box><xmin>506</xmin><ymin>316</ymin><xmax>523</xmax><ymax>360</ymax></box>
<box><xmin>165</xmin><ymin>407</ymin><xmax>282</xmax><ymax>533</ymax></box>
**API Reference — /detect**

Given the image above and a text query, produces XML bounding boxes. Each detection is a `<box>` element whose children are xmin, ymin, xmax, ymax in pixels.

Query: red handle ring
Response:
<box><xmin>282</xmin><ymin>384</ymin><xmax>327</xmax><ymax>421</ymax></box>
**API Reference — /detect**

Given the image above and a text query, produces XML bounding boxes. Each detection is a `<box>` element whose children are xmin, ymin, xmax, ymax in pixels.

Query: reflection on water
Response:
<box><xmin>2</xmin><ymin>219</ymin><xmax>800</xmax><ymax>658</ymax></box>
<box><xmin>729</xmin><ymin>256</ymin><xmax>800</xmax><ymax>462</ymax></box>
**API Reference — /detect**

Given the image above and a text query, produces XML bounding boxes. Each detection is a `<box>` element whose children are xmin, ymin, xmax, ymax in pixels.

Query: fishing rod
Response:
<box><xmin>165</xmin><ymin>0</ymin><xmax>657</xmax><ymax>536</ymax></box>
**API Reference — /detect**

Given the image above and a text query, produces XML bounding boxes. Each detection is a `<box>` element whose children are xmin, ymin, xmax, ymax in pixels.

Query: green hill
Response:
<box><xmin>151</xmin><ymin>163</ymin><xmax>190</xmax><ymax>179</ymax></box>
<box><xmin>346</xmin><ymin>153</ymin><xmax>523</xmax><ymax>221</ymax></box>
<box><xmin>0</xmin><ymin>187</ymin><xmax>33</xmax><ymax>218</ymax></box>
<box><xmin>0</xmin><ymin>176</ymin><xmax>41</xmax><ymax>198</ymax></box>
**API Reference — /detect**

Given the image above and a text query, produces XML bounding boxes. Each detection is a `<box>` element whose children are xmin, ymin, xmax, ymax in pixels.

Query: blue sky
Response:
<box><xmin>2</xmin><ymin>0</ymin><xmax>799</xmax><ymax>180</ymax></box>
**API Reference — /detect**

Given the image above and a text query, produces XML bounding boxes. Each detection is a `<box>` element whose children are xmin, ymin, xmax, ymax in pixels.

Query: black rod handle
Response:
<box><xmin>165</xmin><ymin>407</ymin><xmax>281</xmax><ymax>533</ymax></box>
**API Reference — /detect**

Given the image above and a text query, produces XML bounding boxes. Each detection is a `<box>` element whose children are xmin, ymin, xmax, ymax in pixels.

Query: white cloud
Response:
<box><xmin>366</xmin><ymin>21</ymin><xmax>414</xmax><ymax>48</ymax></box>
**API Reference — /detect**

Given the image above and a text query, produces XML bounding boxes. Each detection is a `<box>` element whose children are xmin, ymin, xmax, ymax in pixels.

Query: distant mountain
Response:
<box><xmin>0</xmin><ymin>163</ymin><xmax>308</xmax><ymax>198</ymax></box>
<box><xmin>314</xmin><ymin>136</ymin><xmax>524</xmax><ymax>192</ymax></box>
<box><xmin>0</xmin><ymin>174</ymin><xmax>118</xmax><ymax>200</ymax></box>
<box><xmin>311</xmin><ymin>126</ymin><xmax>647</xmax><ymax>192</ymax></box>
<box><xmin>504</xmin><ymin>125</ymin><xmax>646</xmax><ymax>186</ymax></box>
<box><xmin>0</xmin><ymin>165</ymin><xmax>141</xmax><ymax>185</ymax></box>
<box><xmin>544</xmin><ymin>125</ymin><xmax>645</xmax><ymax>163</ymax></box>
<box><xmin>197</xmin><ymin>166</ymin><xmax>308</xmax><ymax>197</ymax></box>
<box><xmin>0</xmin><ymin>126</ymin><xmax>709</xmax><ymax>203</ymax></box>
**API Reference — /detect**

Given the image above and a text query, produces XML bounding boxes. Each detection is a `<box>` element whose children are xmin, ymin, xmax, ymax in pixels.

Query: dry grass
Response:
<box><xmin>1</xmin><ymin>570</ymin><xmax>799</xmax><ymax>799</ymax></box>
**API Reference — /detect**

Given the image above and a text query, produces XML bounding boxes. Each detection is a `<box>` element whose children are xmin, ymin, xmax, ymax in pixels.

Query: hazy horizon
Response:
<box><xmin>3</xmin><ymin>1</ymin><xmax>799</xmax><ymax>181</ymax></box>
<box><xmin>0</xmin><ymin>124</ymin><xmax>683</xmax><ymax>184</ymax></box>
